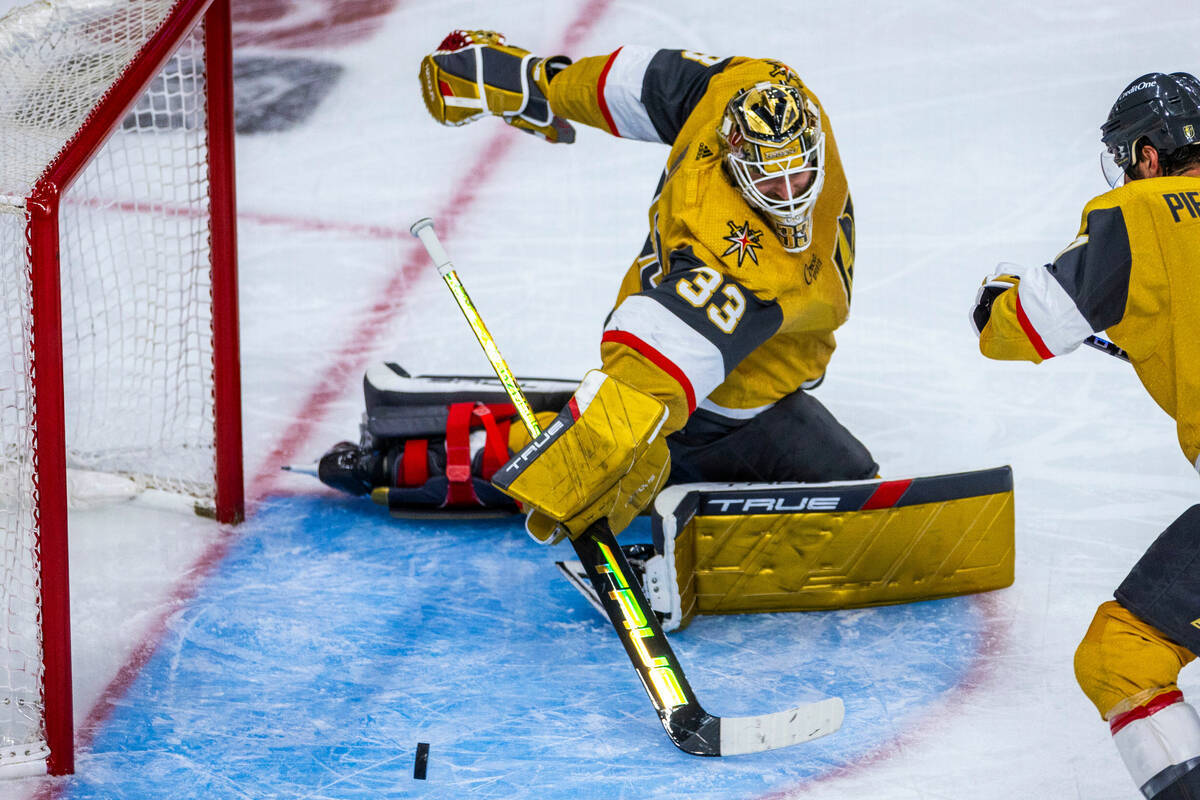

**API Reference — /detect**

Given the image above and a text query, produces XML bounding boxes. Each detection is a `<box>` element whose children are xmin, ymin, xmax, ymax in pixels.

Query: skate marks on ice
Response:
<box><xmin>56</xmin><ymin>497</ymin><xmax>1001</xmax><ymax>800</ymax></box>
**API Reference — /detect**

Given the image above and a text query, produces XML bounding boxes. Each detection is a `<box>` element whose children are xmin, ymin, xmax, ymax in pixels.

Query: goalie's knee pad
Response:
<box><xmin>1074</xmin><ymin>600</ymin><xmax>1195</xmax><ymax>719</ymax></box>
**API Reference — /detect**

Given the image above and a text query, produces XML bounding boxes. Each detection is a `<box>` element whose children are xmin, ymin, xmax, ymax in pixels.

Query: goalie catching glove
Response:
<box><xmin>419</xmin><ymin>30</ymin><xmax>576</xmax><ymax>143</ymax></box>
<box><xmin>491</xmin><ymin>371</ymin><xmax>671</xmax><ymax>545</ymax></box>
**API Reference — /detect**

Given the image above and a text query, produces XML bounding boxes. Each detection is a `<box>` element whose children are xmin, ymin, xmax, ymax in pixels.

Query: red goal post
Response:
<box><xmin>0</xmin><ymin>0</ymin><xmax>242</xmax><ymax>776</ymax></box>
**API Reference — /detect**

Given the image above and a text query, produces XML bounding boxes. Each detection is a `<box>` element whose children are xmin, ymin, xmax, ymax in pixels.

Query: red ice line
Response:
<box><xmin>34</xmin><ymin>2</ymin><xmax>615</xmax><ymax>796</ymax></box>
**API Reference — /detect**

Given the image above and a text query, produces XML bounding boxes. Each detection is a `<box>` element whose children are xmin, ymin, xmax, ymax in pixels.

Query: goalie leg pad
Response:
<box><xmin>361</xmin><ymin>362</ymin><xmax>575</xmax><ymax>445</ymax></box>
<box><xmin>317</xmin><ymin>364</ymin><xmax>574</xmax><ymax>514</ymax></box>
<box><xmin>651</xmin><ymin>467</ymin><xmax>1015</xmax><ymax>631</ymax></box>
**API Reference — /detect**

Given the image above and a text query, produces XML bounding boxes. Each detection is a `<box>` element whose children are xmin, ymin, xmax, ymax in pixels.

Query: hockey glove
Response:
<box><xmin>970</xmin><ymin>272</ymin><xmax>1020</xmax><ymax>336</ymax></box>
<box><xmin>419</xmin><ymin>30</ymin><xmax>576</xmax><ymax>144</ymax></box>
<box><xmin>491</xmin><ymin>371</ymin><xmax>671</xmax><ymax>545</ymax></box>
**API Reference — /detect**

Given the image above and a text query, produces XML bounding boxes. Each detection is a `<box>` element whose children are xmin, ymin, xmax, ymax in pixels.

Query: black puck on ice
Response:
<box><xmin>413</xmin><ymin>742</ymin><xmax>430</xmax><ymax>780</ymax></box>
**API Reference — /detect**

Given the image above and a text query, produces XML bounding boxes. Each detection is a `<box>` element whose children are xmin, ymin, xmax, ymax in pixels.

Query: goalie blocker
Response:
<box><xmin>559</xmin><ymin>467</ymin><xmax>1014</xmax><ymax>631</ymax></box>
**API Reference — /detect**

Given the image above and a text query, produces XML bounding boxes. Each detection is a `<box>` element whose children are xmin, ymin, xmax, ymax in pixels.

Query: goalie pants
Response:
<box><xmin>665</xmin><ymin>387</ymin><xmax>878</xmax><ymax>485</ymax></box>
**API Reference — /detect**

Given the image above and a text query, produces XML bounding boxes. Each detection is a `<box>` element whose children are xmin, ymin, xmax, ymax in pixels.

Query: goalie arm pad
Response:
<box><xmin>418</xmin><ymin>30</ymin><xmax>575</xmax><ymax>143</ymax></box>
<box><xmin>491</xmin><ymin>371</ymin><xmax>671</xmax><ymax>544</ymax></box>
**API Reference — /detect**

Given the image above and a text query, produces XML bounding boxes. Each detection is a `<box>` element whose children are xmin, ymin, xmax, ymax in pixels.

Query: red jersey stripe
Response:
<box><xmin>595</xmin><ymin>48</ymin><xmax>623</xmax><ymax>137</ymax></box>
<box><xmin>601</xmin><ymin>329</ymin><xmax>697</xmax><ymax>413</ymax></box>
<box><xmin>1014</xmin><ymin>292</ymin><xmax>1056</xmax><ymax>360</ymax></box>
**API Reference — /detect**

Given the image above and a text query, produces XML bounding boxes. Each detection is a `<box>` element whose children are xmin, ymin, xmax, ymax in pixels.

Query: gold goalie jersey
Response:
<box><xmin>546</xmin><ymin>48</ymin><xmax>856</xmax><ymax>433</ymax></box>
<box><xmin>979</xmin><ymin>176</ymin><xmax>1200</xmax><ymax>469</ymax></box>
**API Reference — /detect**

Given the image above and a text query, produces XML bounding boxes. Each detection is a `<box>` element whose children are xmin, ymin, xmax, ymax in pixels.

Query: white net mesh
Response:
<box><xmin>0</xmin><ymin>0</ymin><xmax>217</xmax><ymax>770</ymax></box>
<box><xmin>0</xmin><ymin>210</ymin><xmax>45</xmax><ymax>770</ymax></box>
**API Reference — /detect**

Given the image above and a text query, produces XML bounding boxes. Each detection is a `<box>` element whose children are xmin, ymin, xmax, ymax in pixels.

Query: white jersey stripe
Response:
<box><xmin>697</xmin><ymin>397</ymin><xmax>777</xmax><ymax>420</ymax></box>
<box><xmin>605</xmin><ymin>294</ymin><xmax>726</xmax><ymax>404</ymax></box>
<box><xmin>1017</xmin><ymin>264</ymin><xmax>1095</xmax><ymax>356</ymax></box>
<box><xmin>600</xmin><ymin>46</ymin><xmax>663</xmax><ymax>143</ymax></box>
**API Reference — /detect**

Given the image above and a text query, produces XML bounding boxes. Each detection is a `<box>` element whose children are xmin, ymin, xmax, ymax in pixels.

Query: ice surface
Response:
<box><xmin>12</xmin><ymin>1</ymin><xmax>1200</xmax><ymax>798</ymax></box>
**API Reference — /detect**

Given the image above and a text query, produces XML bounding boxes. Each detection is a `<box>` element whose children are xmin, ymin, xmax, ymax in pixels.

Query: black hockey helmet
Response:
<box><xmin>1100</xmin><ymin>71</ymin><xmax>1200</xmax><ymax>186</ymax></box>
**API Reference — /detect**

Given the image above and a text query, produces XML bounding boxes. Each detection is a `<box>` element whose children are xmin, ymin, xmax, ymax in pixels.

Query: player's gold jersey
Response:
<box><xmin>979</xmin><ymin>176</ymin><xmax>1200</xmax><ymax>468</ymax></box>
<box><xmin>547</xmin><ymin>48</ymin><xmax>855</xmax><ymax>433</ymax></box>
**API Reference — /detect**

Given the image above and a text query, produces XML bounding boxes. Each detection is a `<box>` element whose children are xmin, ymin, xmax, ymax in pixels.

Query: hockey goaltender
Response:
<box><xmin>294</xmin><ymin>33</ymin><xmax>1015</xmax><ymax>641</ymax></box>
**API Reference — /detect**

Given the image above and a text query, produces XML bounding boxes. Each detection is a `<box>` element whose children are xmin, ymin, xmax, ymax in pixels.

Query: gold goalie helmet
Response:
<box><xmin>718</xmin><ymin>82</ymin><xmax>825</xmax><ymax>252</ymax></box>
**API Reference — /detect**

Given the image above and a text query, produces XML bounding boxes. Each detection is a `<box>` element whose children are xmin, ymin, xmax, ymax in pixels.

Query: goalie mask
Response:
<box><xmin>718</xmin><ymin>82</ymin><xmax>826</xmax><ymax>252</ymax></box>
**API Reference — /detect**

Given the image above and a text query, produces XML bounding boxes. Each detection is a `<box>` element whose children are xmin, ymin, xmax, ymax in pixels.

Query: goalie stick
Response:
<box><xmin>410</xmin><ymin>217</ymin><xmax>844</xmax><ymax>756</ymax></box>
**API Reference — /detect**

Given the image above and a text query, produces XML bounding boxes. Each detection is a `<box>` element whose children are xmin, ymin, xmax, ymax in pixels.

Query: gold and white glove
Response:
<box><xmin>491</xmin><ymin>371</ymin><xmax>671</xmax><ymax>544</ymax></box>
<box><xmin>418</xmin><ymin>30</ymin><xmax>576</xmax><ymax>143</ymax></box>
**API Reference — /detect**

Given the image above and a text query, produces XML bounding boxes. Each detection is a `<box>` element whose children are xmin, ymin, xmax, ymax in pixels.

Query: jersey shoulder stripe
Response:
<box><xmin>1015</xmin><ymin>262</ymin><xmax>1094</xmax><ymax>357</ymax></box>
<box><xmin>640</xmin><ymin>50</ymin><xmax>734</xmax><ymax>142</ymax></box>
<box><xmin>596</xmin><ymin>46</ymin><xmax>662</xmax><ymax>142</ymax></box>
<box><xmin>595</xmin><ymin>47</ymin><xmax>732</xmax><ymax>143</ymax></box>
<box><xmin>604</xmin><ymin>293</ymin><xmax>725</xmax><ymax>409</ymax></box>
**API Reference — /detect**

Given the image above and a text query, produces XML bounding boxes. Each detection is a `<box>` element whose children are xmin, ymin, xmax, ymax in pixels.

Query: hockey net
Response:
<box><xmin>0</xmin><ymin>0</ymin><xmax>241</xmax><ymax>776</ymax></box>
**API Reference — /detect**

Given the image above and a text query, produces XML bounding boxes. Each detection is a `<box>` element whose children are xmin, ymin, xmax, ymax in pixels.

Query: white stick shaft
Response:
<box><xmin>410</xmin><ymin>217</ymin><xmax>453</xmax><ymax>276</ymax></box>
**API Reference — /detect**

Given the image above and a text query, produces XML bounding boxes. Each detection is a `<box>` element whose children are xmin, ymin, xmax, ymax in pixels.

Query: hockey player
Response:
<box><xmin>971</xmin><ymin>72</ymin><xmax>1200</xmax><ymax>799</ymax></box>
<box><xmin>307</xmin><ymin>31</ymin><xmax>1012</xmax><ymax>634</ymax></box>
<box><xmin>318</xmin><ymin>32</ymin><xmax>875</xmax><ymax>518</ymax></box>
<box><xmin>404</xmin><ymin>31</ymin><xmax>875</xmax><ymax>535</ymax></box>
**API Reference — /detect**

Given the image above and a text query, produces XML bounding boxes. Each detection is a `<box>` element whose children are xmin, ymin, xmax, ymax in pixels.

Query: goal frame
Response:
<box><xmin>21</xmin><ymin>0</ymin><xmax>242</xmax><ymax>776</ymax></box>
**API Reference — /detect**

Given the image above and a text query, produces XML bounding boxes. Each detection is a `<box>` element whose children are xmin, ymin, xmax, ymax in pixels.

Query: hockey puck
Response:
<box><xmin>413</xmin><ymin>742</ymin><xmax>429</xmax><ymax>780</ymax></box>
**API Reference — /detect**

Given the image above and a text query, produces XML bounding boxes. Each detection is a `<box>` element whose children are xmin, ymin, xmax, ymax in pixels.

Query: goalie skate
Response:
<box><xmin>556</xmin><ymin>543</ymin><xmax>672</xmax><ymax>620</ymax></box>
